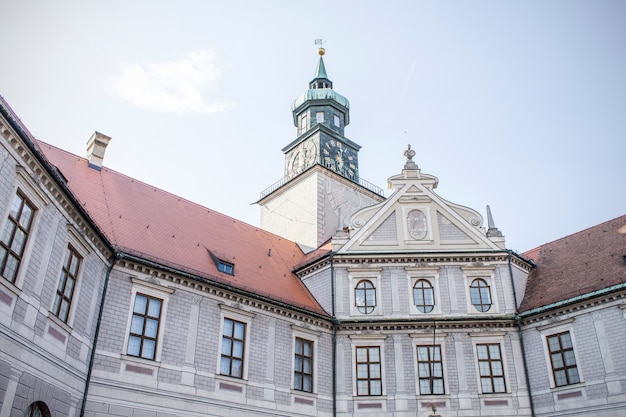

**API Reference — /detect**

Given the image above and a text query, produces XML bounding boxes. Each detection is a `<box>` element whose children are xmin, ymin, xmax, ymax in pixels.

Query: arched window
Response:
<box><xmin>413</xmin><ymin>279</ymin><xmax>435</xmax><ymax>313</ymax></box>
<box><xmin>23</xmin><ymin>402</ymin><xmax>50</xmax><ymax>417</ymax></box>
<box><xmin>355</xmin><ymin>280</ymin><xmax>376</xmax><ymax>314</ymax></box>
<box><xmin>470</xmin><ymin>279</ymin><xmax>492</xmax><ymax>312</ymax></box>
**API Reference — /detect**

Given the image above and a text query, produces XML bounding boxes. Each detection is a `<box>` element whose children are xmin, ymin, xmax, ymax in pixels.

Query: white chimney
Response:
<box><xmin>86</xmin><ymin>131</ymin><xmax>111</xmax><ymax>170</ymax></box>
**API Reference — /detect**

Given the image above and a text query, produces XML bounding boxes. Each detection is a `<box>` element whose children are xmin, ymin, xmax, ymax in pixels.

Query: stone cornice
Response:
<box><xmin>520</xmin><ymin>291</ymin><xmax>626</xmax><ymax>326</ymax></box>
<box><xmin>337</xmin><ymin>318</ymin><xmax>517</xmax><ymax>333</ymax></box>
<box><xmin>296</xmin><ymin>251</ymin><xmax>530</xmax><ymax>277</ymax></box>
<box><xmin>117</xmin><ymin>259</ymin><xmax>333</xmax><ymax>330</ymax></box>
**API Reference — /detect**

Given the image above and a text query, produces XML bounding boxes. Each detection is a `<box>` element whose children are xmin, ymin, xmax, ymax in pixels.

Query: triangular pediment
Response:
<box><xmin>338</xmin><ymin>168</ymin><xmax>504</xmax><ymax>253</ymax></box>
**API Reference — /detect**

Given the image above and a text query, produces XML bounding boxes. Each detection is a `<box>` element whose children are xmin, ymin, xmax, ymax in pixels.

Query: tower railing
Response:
<box><xmin>259</xmin><ymin>166</ymin><xmax>385</xmax><ymax>200</ymax></box>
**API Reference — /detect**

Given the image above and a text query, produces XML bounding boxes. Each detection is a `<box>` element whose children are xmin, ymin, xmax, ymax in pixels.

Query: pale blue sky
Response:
<box><xmin>1</xmin><ymin>0</ymin><xmax>624</xmax><ymax>252</ymax></box>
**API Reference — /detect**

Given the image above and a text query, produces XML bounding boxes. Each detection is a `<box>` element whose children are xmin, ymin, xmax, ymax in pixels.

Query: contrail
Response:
<box><xmin>398</xmin><ymin>58</ymin><xmax>416</xmax><ymax>104</ymax></box>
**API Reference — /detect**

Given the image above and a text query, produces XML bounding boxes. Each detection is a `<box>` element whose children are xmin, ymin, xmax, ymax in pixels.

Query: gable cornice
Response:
<box><xmin>295</xmin><ymin>250</ymin><xmax>533</xmax><ymax>277</ymax></box>
<box><xmin>0</xmin><ymin>106</ymin><xmax>113</xmax><ymax>260</ymax></box>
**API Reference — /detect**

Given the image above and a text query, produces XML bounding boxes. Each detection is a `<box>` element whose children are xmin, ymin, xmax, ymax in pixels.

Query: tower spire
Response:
<box><xmin>310</xmin><ymin>40</ymin><xmax>332</xmax><ymax>89</ymax></box>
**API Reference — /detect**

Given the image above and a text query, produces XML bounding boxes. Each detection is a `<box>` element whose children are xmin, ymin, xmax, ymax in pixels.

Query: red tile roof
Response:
<box><xmin>36</xmin><ymin>141</ymin><xmax>327</xmax><ymax>316</ymax></box>
<box><xmin>520</xmin><ymin>215</ymin><xmax>626</xmax><ymax>312</ymax></box>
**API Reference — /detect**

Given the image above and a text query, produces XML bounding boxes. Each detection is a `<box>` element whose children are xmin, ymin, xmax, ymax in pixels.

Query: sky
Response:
<box><xmin>1</xmin><ymin>0</ymin><xmax>624</xmax><ymax>253</ymax></box>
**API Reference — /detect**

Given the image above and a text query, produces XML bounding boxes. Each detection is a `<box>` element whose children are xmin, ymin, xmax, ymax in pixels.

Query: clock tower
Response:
<box><xmin>258</xmin><ymin>48</ymin><xmax>385</xmax><ymax>251</ymax></box>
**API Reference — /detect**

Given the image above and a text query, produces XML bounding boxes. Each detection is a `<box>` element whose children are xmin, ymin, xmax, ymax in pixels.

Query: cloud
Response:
<box><xmin>110</xmin><ymin>51</ymin><xmax>234</xmax><ymax>114</ymax></box>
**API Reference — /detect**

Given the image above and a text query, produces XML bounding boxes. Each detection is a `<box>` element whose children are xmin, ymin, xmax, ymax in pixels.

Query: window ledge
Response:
<box><xmin>121</xmin><ymin>354</ymin><xmax>161</xmax><ymax>367</ymax></box>
<box><xmin>291</xmin><ymin>389</ymin><xmax>317</xmax><ymax>398</ymax></box>
<box><xmin>0</xmin><ymin>277</ymin><xmax>21</xmax><ymax>298</ymax></box>
<box><xmin>47</xmin><ymin>312</ymin><xmax>72</xmax><ymax>334</ymax></box>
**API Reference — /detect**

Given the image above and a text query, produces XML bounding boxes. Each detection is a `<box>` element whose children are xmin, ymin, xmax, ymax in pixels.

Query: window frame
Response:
<box><xmin>291</xmin><ymin>325</ymin><xmax>320</xmax><ymax>395</ymax></box>
<box><xmin>333</xmin><ymin>114</ymin><xmax>340</xmax><ymax>127</ymax></box>
<box><xmin>217</xmin><ymin>304</ymin><xmax>254</xmax><ymax>381</ymax></box>
<box><xmin>470</xmin><ymin>278</ymin><xmax>492</xmax><ymax>312</ymax></box>
<box><xmin>123</xmin><ymin>277</ymin><xmax>173</xmax><ymax>363</ymax></box>
<box><xmin>475</xmin><ymin>343</ymin><xmax>507</xmax><ymax>394</ymax></box>
<box><xmin>126</xmin><ymin>292</ymin><xmax>164</xmax><ymax>361</ymax></box>
<box><xmin>355</xmin><ymin>346</ymin><xmax>383</xmax><ymax>396</ymax></box>
<box><xmin>413</xmin><ymin>279</ymin><xmax>435</xmax><ymax>313</ymax></box>
<box><xmin>0</xmin><ymin>170</ymin><xmax>50</xmax><ymax>290</ymax></box>
<box><xmin>0</xmin><ymin>190</ymin><xmax>36</xmax><ymax>285</ymax></box>
<box><xmin>350</xmin><ymin>336</ymin><xmax>387</xmax><ymax>397</ymax></box>
<box><xmin>293</xmin><ymin>337</ymin><xmax>314</xmax><ymax>393</ymax></box>
<box><xmin>354</xmin><ymin>279</ymin><xmax>377</xmax><ymax>314</ymax></box>
<box><xmin>300</xmin><ymin>114</ymin><xmax>308</xmax><ymax>134</ymax></box>
<box><xmin>462</xmin><ymin>266</ymin><xmax>498</xmax><ymax>314</ymax></box>
<box><xmin>220</xmin><ymin>317</ymin><xmax>247</xmax><ymax>378</ymax></box>
<box><xmin>316</xmin><ymin>111</ymin><xmax>324</xmax><ymax>123</ymax></box>
<box><xmin>547</xmin><ymin>331</ymin><xmax>580</xmax><ymax>387</ymax></box>
<box><xmin>406</xmin><ymin>267</ymin><xmax>440</xmax><ymax>316</ymax></box>
<box><xmin>416</xmin><ymin>344</ymin><xmax>445</xmax><ymax>395</ymax></box>
<box><xmin>349</xmin><ymin>269</ymin><xmax>382</xmax><ymax>317</ymax></box>
<box><xmin>51</xmin><ymin>244</ymin><xmax>82</xmax><ymax>324</ymax></box>
<box><xmin>537</xmin><ymin>321</ymin><xmax>583</xmax><ymax>389</ymax></box>
<box><xmin>217</xmin><ymin>260</ymin><xmax>234</xmax><ymax>275</ymax></box>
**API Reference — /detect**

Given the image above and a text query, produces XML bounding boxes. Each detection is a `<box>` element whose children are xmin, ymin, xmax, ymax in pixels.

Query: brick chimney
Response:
<box><xmin>86</xmin><ymin>131</ymin><xmax>111</xmax><ymax>170</ymax></box>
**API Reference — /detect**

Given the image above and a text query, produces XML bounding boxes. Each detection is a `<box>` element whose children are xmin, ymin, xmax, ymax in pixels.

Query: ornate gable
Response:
<box><xmin>337</xmin><ymin>147</ymin><xmax>505</xmax><ymax>253</ymax></box>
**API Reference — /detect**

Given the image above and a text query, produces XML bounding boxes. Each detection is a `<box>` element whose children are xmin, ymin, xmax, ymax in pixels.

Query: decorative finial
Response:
<box><xmin>403</xmin><ymin>144</ymin><xmax>418</xmax><ymax>169</ymax></box>
<box><xmin>486</xmin><ymin>205</ymin><xmax>503</xmax><ymax>237</ymax></box>
<box><xmin>315</xmin><ymin>38</ymin><xmax>325</xmax><ymax>56</ymax></box>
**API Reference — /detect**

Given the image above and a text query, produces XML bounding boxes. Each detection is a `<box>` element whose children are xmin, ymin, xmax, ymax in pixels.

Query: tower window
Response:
<box><xmin>333</xmin><ymin>114</ymin><xmax>340</xmax><ymax>127</ymax></box>
<box><xmin>300</xmin><ymin>115</ymin><xmax>307</xmax><ymax>134</ymax></box>
<box><xmin>316</xmin><ymin>112</ymin><xmax>324</xmax><ymax>123</ymax></box>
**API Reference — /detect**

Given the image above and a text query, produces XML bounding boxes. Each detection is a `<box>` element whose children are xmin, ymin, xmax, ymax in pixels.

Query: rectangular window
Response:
<box><xmin>356</xmin><ymin>346</ymin><xmax>382</xmax><ymax>396</ymax></box>
<box><xmin>217</xmin><ymin>261</ymin><xmax>234</xmax><ymax>275</ymax></box>
<box><xmin>417</xmin><ymin>345</ymin><xmax>444</xmax><ymax>394</ymax></box>
<box><xmin>220</xmin><ymin>318</ymin><xmax>246</xmax><ymax>378</ymax></box>
<box><xmin>316</xmin><ymin>111</ymin><xmax>324</xmax><ymax>123</ymax></box>
<box><xmin>127</xmin><ymin>293</ymin><xmax>163</xmax><ymax>360</ymax></box>
<box><xmin>0</xmin><ymin>192</ymin><xmax>35</xmax><ymax>283</ymax></box>
<box><xmin>333</xmin><ymin>114</ymin><xmax>340</xmax><ymax>127</ymax></box>
<box><xmin>476</xmin><ymin>344</ymin><xmax>506</xmax><ymax>393</ymax></box>
<box><xmin>294</xmin><ymin>337</ymin><xmax>314</xmax><ymax>392</ymax></box>
<box><xmin>52</xmin><ymin>245</ymin><xmax>82</xmax><ymax>323</ymax></box>
<box><xmin>547</xmin><ymin>332</ymin><xmax>580</xmax><ymax>387</ymax></box>
<box><xmin>300</xmin><ymin>115</ymin><xmax>307</xmax><ymax>134</ymax></box>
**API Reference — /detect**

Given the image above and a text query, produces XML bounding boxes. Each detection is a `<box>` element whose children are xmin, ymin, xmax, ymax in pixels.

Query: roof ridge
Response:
<box><xmin>523</xmin><ymin>213</ymin><xmax>626</xmax><ymax>255</ymax></box>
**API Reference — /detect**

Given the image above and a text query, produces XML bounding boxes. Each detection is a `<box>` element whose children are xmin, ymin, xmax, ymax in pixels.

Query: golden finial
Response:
<box><xmin>315</xmin><ymin>39</ymin><xmax>325</xmax><ymax>56</ymax></box>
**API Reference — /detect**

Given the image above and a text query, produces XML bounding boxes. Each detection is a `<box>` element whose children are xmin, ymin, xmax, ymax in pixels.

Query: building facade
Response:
<box><xmin>0</xmin><ymin>49</ymin><xmax>625</xmax><ymax>417</ymax></box>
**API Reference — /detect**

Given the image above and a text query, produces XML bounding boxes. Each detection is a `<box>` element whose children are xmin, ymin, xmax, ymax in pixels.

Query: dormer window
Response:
<box><xmin>218</xmin><ymin>261</ymin><xmax>234</xmax><ymax>275</ymax></box>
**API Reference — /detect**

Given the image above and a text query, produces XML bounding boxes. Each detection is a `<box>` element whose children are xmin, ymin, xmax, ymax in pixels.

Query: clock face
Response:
<box><xmin>322</xmin><ymin>139</ymin><xmax>357</xmax><ymax>178</ymax></box>
<box><xmin>287</xmin><ymin>141</ymin><xmax>318</xmax><ymax>177</ymax></box>
<box><xmin>407</xmin><ymin>209</ymin><xmax>428</xmax><ymax>240</ymax></box>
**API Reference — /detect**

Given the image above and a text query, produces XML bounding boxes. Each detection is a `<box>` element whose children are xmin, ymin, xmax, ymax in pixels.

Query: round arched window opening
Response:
<box><xmin>413</xmin><ymin>279</ymin><xmax>435</xmax><ymax>313</ymax></box>
<box><xmin>23</xmin><ymin>402</ymin><xmax>51</xmax><ymax>417</ymax></box>
<box><xmin>355</xmin><ymin>280</ymin><xmax>376</xmax><ymax>314</ymax></box>
<box><xmin>470</xmin><ymin>279</ymin><xmax>492</xmax><ymax>312</ymax></box>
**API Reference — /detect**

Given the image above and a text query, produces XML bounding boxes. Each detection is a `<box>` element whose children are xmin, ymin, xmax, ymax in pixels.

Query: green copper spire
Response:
<box><xmin>292</xmin><ymin>46</ymin><xmax>350</xmax><ymax>126</ymax></box>
<box><xmin>309</xmin><ymin>47</ymin><xmax>333</xmax><ymax>89</ymax></box>
<box><xmin>314</xmin><ymin>55</ymin><xmax>328</xmax><ymax>80</ymax></box>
